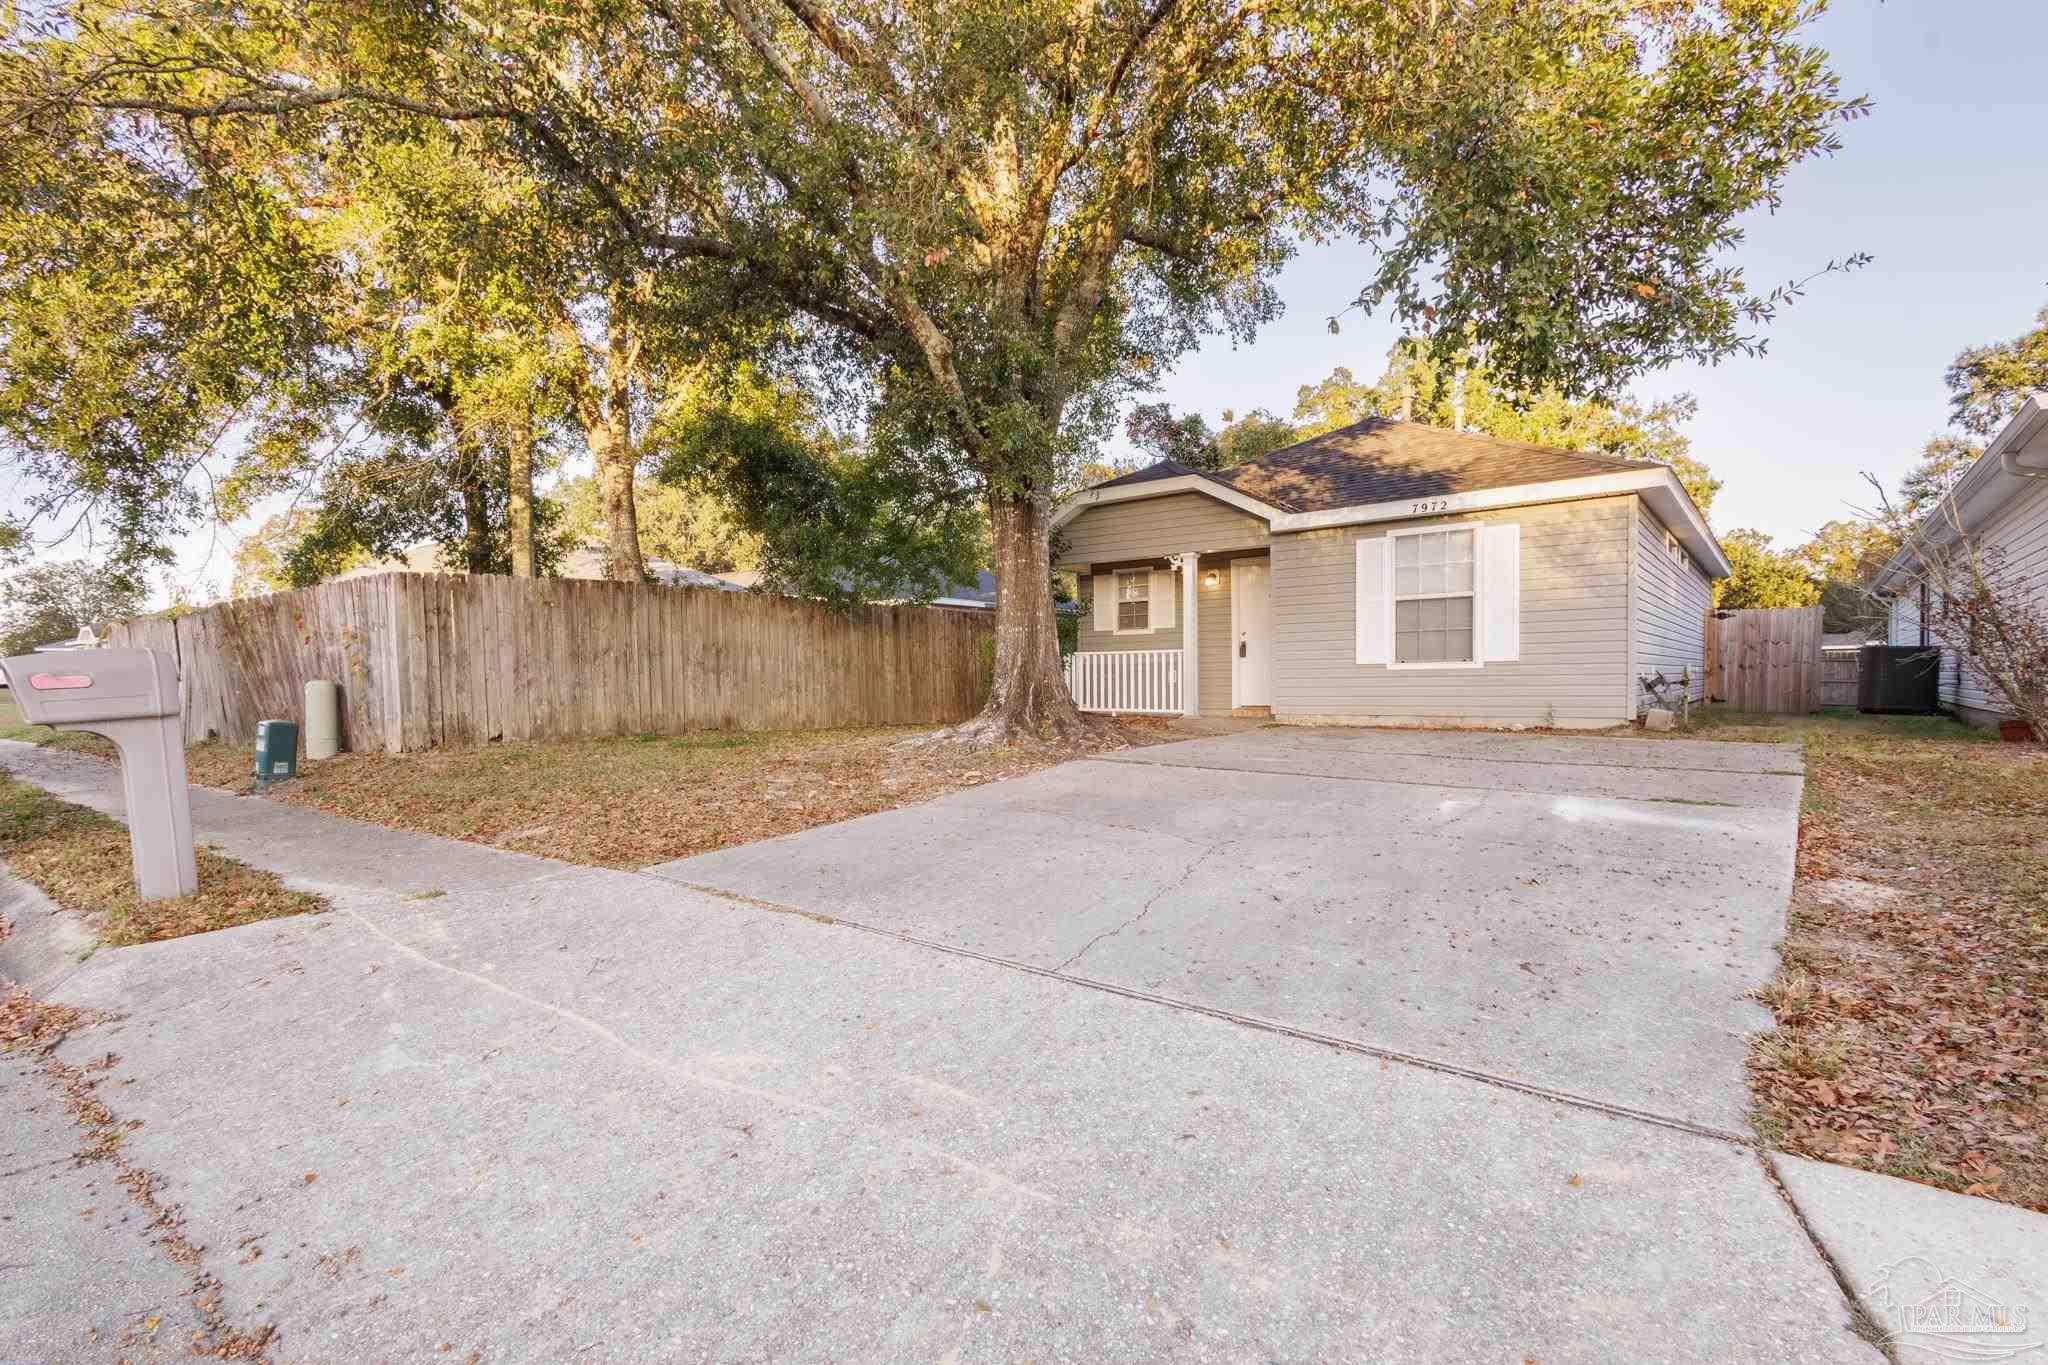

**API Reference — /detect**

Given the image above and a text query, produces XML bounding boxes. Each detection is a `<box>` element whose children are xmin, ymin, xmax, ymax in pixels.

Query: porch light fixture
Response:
<box><xmin>1202</xmin><ymin>569</ymin><xmax>1220</xmax><ymax>589</ymax></box>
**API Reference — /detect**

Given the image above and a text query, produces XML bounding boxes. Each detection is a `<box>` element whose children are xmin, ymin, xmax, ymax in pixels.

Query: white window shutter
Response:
<box><xmin>1150</xmin><ymin>569</ymin><xmax>1175</xmax><ymax>632</ymax></box>
<box><xmin>1481</xmin><ymin>523</ymin><xmax>1521</xmax><ymax>661</ymax></box>
<box><xmin>1092</xmin><ymin>575</ymin><xmax>1114</xmax><ymax>633</ymax></box>
<box><xmin>1355</xmin><ymin>537</ymin><xmax>1390</xmax><ymax>664</ymax></box>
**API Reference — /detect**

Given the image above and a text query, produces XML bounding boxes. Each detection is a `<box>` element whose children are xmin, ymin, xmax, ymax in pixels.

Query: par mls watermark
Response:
<box><xmin>1867</xmin><ymin>1255</ymin><xmax>2042</xmax><ymax>1363</ymax></box>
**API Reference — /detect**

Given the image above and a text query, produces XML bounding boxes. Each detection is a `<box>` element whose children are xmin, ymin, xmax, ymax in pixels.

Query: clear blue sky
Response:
<box><xmin>1121</xmin><ymin>0</ymin><xmax>2048</xmax><ymax>550</ymax></box>
<box><xmin>143</xmin><ymin>0</ymin><xmax>2048</xmax><ymax>599</ymax></box>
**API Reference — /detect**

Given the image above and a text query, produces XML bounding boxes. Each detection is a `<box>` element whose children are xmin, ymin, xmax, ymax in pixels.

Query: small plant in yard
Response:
<box><xmin>0</xmin><ymin>776</ymin><xmax>325</xmax><ymax>945</ymax></box>
<box><xmin>1863</xmin><ymin>471</ymin><xmax>2048</xmax><ymax>741</ymax></box>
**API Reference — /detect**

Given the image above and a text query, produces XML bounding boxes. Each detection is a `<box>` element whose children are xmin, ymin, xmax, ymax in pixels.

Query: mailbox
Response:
<box><xmin>1</xmin><ymin>647</ymin><xmax>197</xmax><ymax>899</ymax></box>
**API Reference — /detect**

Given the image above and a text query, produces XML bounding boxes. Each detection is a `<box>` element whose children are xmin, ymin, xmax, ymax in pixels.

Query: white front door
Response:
<box><xmin>1231</xmin><ymin>559</ymin><xmax>1272</xmax><ymax>708</ymax></box>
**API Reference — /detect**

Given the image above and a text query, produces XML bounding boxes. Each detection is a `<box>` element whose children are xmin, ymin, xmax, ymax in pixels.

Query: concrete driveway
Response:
<box><xmin>2</xmin><ymin>733</ymin><xmax>1877</xmax><ymax>1363</ymax></box>
<box><xmin>659</xmin><ymin>726</ymin><xmax>1807</xmax><ymax>1134</ymax></box>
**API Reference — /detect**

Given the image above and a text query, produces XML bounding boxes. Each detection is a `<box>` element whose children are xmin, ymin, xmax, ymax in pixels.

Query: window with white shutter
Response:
<box><xmin>1115</xmin><ymin>569</ymin><xmax>1150</xmax><ymax>632</ymax></box>
<box><xmin>1391</xmin><ymin>528</ymin><xmax>1476</xmax><ymax>664</ymax></box>
<box><xmin>1358</xmin><ymin>522</ymin><xmax>1519</xmax><ymax>667</ymax></box>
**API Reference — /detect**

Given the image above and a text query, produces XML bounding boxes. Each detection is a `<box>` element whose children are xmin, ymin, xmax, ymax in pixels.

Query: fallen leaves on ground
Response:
<box><xmin>0</xmin><ymin>775</ymin><xmax>327</xmax><ymax>946</ymax></box>
<box><xmin>183</xmin><ymin>721</ymin><xmax>1175</xmax><ymax>869</ymax></box>
<box><xmin>1701</xmin><ymin>710</ymin><xmax>2048</xmax><ymax>1213</ymax></box>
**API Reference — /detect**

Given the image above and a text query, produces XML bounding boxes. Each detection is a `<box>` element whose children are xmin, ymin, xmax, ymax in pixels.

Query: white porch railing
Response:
<box><xmin>1065</xmin><ymin>648</ymin><xmax>1184</xmax><ymax>715</ymax></box>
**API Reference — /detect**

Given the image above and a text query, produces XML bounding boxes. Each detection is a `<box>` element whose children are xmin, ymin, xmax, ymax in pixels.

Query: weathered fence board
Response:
<box><xmin>1819</xmin><ymin>650</ymin><xmax>1861</xmax><ymax>709</ymax></box>
<box><xmin>1704</xmin><ymin>606</ymin><xmax>1823</xmax><ymax>714</ymax></box>
<box><xmin>109</xmin><ymin>573</ymin><xmax>993</xmax><ymax>752</ymax></box>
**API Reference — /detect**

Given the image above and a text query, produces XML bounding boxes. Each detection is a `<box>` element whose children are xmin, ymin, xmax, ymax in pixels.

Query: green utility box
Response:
<box><xmin>253</xmin><ymin>719</ymin><xmax>300</xmax><ymax>782</ymax></box>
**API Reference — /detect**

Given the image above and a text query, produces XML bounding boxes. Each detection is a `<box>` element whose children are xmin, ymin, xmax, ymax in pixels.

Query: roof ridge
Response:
<box><xmin>1236</xmin><ymin>417</ymin><xmax>1662</xmax><ymax>475</ymax></box>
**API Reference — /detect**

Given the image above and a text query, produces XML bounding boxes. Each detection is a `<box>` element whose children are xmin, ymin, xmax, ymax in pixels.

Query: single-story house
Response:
<box><xmin>1052</xmin><ymin>417</ymin><xmax>1728</xmax><ymax>729</ymax></box>
<box><xmin>1870</xmin><ymin>391</ymin><xmax>2048</xmax><ymax>729</ymax></box>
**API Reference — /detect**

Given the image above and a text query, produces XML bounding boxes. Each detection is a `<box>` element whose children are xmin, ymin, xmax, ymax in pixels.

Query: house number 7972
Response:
<box><xmin>1410</xmin><ymin>499</ymin><xmax>1451</xmax><ymax>514</ymax></box>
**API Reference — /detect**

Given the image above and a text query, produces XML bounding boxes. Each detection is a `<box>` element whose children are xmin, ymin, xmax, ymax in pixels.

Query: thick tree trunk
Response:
<box><xmin>507</xmin><ymin>405</ymin><xmax>536</xmax><ymax>577</ymax></box>
<box><xmin>925</xmin><ymin>489</ymin><xmax>1100</xmax><ymax>747</ymax></box>
<box><xmin>460</xmin><ymin>475</ymin><xmax>492</xmax><ymax>575</ymax></box>
<box><xmin>590</xmin><ymin>412</ymin><xmax>643</xmax><ymax>581</ymax></box>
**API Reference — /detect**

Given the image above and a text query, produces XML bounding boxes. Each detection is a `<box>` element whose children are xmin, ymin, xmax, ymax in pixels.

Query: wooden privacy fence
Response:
<box><xmin>110</xmin><ymin>574</ymin><xmax>994</xmax><ymax>753</ymax></box>
<box><xmin>1704</xmin><ymin>606</ymin><xmax>1822</xmax><ymax>714</ymax></box>
<box><xmin>1819</xmin><ymin>650</ymin><xmax>1862</xmax><ymax>708</ymax></box>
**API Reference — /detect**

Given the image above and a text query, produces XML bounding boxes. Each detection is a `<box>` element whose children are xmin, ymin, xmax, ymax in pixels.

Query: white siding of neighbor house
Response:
<box><xmin>1887</xmin><ymin>473</ymin><xmax>2048</xmax><ymax>723</ymax></box>
<box><xmin>1267</xmin><ymin>496</ymin><xmax>1634</xmax><ymax>728</ymax></box>
<box><xmin>1631</xmin><ymin>500</ymin><xmax>1712</xmax><ymax>708</ymax></box>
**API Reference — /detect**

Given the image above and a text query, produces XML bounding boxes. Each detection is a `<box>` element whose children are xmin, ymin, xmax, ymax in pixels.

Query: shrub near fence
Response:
<box><xmin>109</xmin><ymin>573</ymin><xmax>995</xmax><ymax>753</ymax></box>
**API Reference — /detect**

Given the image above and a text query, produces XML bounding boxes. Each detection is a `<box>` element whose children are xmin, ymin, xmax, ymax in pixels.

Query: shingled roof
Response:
<box><xmin>1092</xmin><ymin>418</ymin><xmax>1662</xmax><ymax>514</ymax></box>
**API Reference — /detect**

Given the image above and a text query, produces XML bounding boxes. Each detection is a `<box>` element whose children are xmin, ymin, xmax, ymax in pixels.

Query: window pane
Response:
<box><xmin>1447</xmin><ymin>560</ymin><xmax>1474</xmax><ymax>592</ymax></box>
<box><xmin>1394</xmin><ymin>535</ymin><xmax>1419</xmax><ymax>567</ymax></box>
<box><xmin>1421</xmin><ymin>630</ymin><xmax>1447</xmax><ymax>661</ymax></box>
<box><xmin>1118</xmin><ymin>599</ymin><xmax>1149</xmax><ymax>631</ymax></box>
<box><xmin>1447</xmin><ymin>530</ymin><xmax>1474</xmax><ymax>563</ymax></box>
<box><xmin>1395</xmin><ymin>565</ymin><xmax>1419</xmax><ymax>596</ymax></box>
<box><xmin>1395</xmin><ymin>631</ymin><xmax>1419</xmax><ymax>661</ymax></box>
<box><xmin>1417</xmin><ymin>598</ymin><xmax>1445</xmax><ymax>630</ymax></box>
<box><xmin>1418</xmin><ymin>533</ymin><xmax>1445</xmax><ymax>565</ymax></box>
<box><xmin>1448</xmin><ymin>596</ymin><xmax>1473</xmax><ymax>628</ymax></box>
<box><xmin>1447</xmin><ymin>623</ymin><xmax>1473</xmax><ymax>661</ymax></box>
<box><xmin>1395</xmin><ymin>600</ymin><xmax>1419</xmax><ymax>632</ymax></box>
<box><xmin>1417</xmin><ymin>563</ymin><xmax>1445</xmax><ymax>595</ymax></box>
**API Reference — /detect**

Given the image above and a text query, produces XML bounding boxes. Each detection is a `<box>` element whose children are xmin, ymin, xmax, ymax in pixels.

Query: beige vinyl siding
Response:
<box><xmin>1060</xmin><ymin>491</ymin><xmax>1268</xmax><ymax>564</ymax></box>
<box><xmin>1269</xmin><ymin>496</ymin><xmax>1633</xmax><ymax>727</ymax></box>
<box><xmin>1632</xmin><ymin>499</ymin><xmax>1712</xmax><ymax>707</ymax></box>
<box><xmin>1078</xmin><ymin>570</ymin><xmax>1182</xmax><ymax>651</ymax></box>
<box><xmin>1073</xmin><ymin>557</ymin><xmax>1249</xmax><ymax>715</ymax></box>
<box><xmin>1888</xmin><ymin>473</ymin><xmax>2048</xmax><ymax>723</ymax></box>
<box><xmin>1197</xmin><ymin>560</ymin><xmax>1237</xmax><ymax>716</ymax></box>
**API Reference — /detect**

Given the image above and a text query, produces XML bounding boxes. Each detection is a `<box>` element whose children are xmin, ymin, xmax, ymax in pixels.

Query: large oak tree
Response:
<box><xmin>10</xmin><ymin>0</ymin><xmax>1861</xmax><ymax>741</ymax></box>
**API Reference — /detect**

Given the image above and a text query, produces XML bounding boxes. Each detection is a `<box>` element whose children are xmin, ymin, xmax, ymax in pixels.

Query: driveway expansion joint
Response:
<box><xmin>661</xmin><ymin>870</ymin><xmax>1759</xmax><ymax>1150</ymax></box>
<box><xmin>1090</xmin><ymin>753</ymin><xmax>1798</xmax><ymax>806</ymax></box>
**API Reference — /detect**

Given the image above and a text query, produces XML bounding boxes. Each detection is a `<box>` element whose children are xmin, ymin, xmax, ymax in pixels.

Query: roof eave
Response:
<box><xmin>1264</xmin><ymin>468</ymin><xmax>1730</xmax><ymax>577</ymax></box>
<box><xmin>1055</xmin><ymin>466</ymin><xmax>1727</xmax><ymax>576</ymax></box>
<box><xmin>1050</xmin><ymin>472</ymin><xmax>1288</xmax><ymax>530</ymax></box>
<box><xmin>1870</xmin><ymin>393</ymin><xmax>2048</xmax><ymax>594</ymax></box>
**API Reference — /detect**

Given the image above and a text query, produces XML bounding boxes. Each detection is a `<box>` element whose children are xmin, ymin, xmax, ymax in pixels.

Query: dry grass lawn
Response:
<box><xmin>0</xmin><ymin>693</ymin><xmax>116</xmax><ymax>758</ymax></box>
<box><xmin>181</xmin><ymin>719</ymin><xmax>1176</xmax><ymax>868</ymax></box>
<box><xmin>1659</xmin><ymin>707</ymin><xmax>2047</xmax><ymax>1213</ymax></box>
<box><xmin>0</xmin><ymin>774</ymin><xmax>326</xmax><ymax>947</ymax></box>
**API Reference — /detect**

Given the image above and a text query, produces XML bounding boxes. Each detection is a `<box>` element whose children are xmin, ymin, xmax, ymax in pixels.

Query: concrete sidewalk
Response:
<box><xmin>1</xmin><ymin>736</ymin><xmax>2023</xmax><ymax>1361</ymax></box>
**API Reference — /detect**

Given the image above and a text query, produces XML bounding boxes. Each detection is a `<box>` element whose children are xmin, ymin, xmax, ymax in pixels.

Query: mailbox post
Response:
<box><xmin>1</xmin><ymin>648</ymin><xmax>197</xmax><ymax>899</ymax></box>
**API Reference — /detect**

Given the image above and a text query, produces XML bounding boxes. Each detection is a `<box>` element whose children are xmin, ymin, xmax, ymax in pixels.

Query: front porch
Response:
<box><xmin>1062</xmin><ymin>548</ymin><xmax>1272</xmax><ymax>718</ymax></box>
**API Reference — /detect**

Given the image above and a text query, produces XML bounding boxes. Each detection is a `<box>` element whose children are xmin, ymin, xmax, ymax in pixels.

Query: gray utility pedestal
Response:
<box><xmin>1</xmin><ymin>647</ymin><xmax>197</xmax><ymax>899</ymax></box>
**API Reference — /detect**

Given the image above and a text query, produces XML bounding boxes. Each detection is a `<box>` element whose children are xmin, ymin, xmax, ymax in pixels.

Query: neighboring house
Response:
<box><xmin>1051</xmin><ymin>417</ymin><xmax>1727</xmax><ymax>727</ymax></box>
<box><xmin>1870</xmin><ymin>392</ymin><xmax>2048</xmax><ymax>729</ymax></box>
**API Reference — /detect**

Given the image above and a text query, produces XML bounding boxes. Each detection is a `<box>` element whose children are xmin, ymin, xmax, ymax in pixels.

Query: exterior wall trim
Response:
<box><xmin>1052</xmin><ymin>474</ymin><xmax>1283</xmax><ymax>529</ymax></box>
<box><xmin>1054</xmin><ymin>467</ymin><xmax>1727</xmax><ymax>577</ymax></box>
<box><xmin>1264</xmin><ymin>469</ymin><xmax>1726</xmax><ymax>577</ymax></box>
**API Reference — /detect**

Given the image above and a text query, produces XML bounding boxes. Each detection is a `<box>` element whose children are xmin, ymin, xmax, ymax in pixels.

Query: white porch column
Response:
<box><xmin>1176</xmin><ymin>551</ymin><xmax>1201</xmax><ymax>717</ymax></box>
